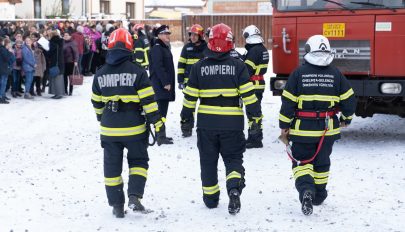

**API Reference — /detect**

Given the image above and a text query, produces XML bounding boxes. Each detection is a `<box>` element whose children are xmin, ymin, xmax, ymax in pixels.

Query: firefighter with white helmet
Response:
<box><xmin>180</xmin><ymin>23</ymin><xmax>262</xmax><ymax>215</ymax></box>
<box><xmin>242</xmin><ymin>25</ymin><xmax>269</xmax><ymax>148</ymax></box>
<box><xmin>279</xmin><ymin>34</ymin><xmax>356</xmax><ymax>215</ymax></box>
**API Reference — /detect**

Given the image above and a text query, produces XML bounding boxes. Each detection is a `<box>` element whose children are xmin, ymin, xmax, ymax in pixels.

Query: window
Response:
<box><xmin>62</xmin><ymin>0</ymin><xmax>69</xmax><ymax>15</ymax></box>
<box><xmin>34</xmin><ymin>0</ymin><xmax>41</xmax><ymax>18</ymax></box>
<box><xmin>126</xmin><ymin>2</ymin><xmax>135</xmax><ymax>19</ymax></box>
<box><xmin>100</xmin><ymin>0</ymin><xmax>111</xmax><ymax>14</ymax></box>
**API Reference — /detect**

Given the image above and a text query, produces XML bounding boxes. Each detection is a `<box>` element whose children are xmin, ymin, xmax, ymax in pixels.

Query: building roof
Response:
<box><xmin>145</xmin><ymin>0</ymin><xmax>206</xmax><ymax>8</ymax></box>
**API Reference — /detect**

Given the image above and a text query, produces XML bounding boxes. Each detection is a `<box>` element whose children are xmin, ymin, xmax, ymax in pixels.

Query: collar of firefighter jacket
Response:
<box><xmin>304</xmin><ymin>51</ymin><xmax>334</xmax><ymax>66</ymax></box>
<box><xmin>203</xmin><ymin>48</ymin><xmax>231</xmax><ymax>61</ymax></box>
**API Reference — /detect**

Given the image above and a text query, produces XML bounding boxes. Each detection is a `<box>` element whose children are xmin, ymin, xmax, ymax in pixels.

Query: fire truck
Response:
<box><xmin>269</xmin><ymin>0</ymin><xmax>405</xmax><ymax>117</ymax></box>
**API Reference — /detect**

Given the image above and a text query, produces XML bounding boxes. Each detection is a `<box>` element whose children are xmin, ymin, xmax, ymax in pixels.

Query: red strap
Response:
<box><xmin>250</xmin><ymin>75</ymin><xmax>264</xmax><ymax>81</ymax></box>
<box><xmin>296</xmin><ymin>110</ymin><xmax>336</xmax><ymax>118</ymax></box>
<box><xmin>286</xmin><ymin>128</ymin><xmax>328</xmax><ymax>165</ymax></box>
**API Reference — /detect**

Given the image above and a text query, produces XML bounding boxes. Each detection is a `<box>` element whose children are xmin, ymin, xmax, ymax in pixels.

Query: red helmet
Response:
<box><xmin>208</xmin><ymin>23</ymin><xmax>233</xmax><ymax>53</ymax></box>
<box><xmin>189</xmin><ymin>24</ymin><xmax>204</xmax><ymax>37</ymax></box>
<box><xmin>108</xmin><ymin>28</ymin><xmax>133</xmax><ymax>50</ymax></box>
<box><xmin>133</xmin><ymin>23</ymin><xmax>144</xmax><ymax>31</ymax></box>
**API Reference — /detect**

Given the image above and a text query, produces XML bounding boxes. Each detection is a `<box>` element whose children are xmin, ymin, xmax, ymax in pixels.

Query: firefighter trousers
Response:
<box><xmin>101</xmin><ymin>138</ymin><xmax>149</xmax><ymax>206</ymax></box>
<box><xmin>247</xmin><ymin>90</ymin><xmax>264</xmax><ymax>143</ymax></box>
<box><xmin>197</xmin><ymin>129</ymin><xmax>246</xmax><ymax>207</ymax></box>
<box><xmin>291</xmin><ymin>140</ymin><xmax>334</xmax><ymax>205</ymax></box>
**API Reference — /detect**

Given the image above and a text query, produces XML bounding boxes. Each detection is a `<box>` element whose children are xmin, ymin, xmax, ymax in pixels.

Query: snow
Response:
<box><xmin>1</xmin><ymin>45</ymin><xmax>404</xmax><ymax>232</ymax></box>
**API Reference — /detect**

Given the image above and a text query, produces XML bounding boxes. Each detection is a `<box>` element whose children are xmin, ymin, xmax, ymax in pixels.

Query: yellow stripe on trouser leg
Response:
<box><xmin>105</xmin><ymin>176</ymin><xmax>123</xmax><ymax>186</ymax></box>
<box><xmin>292</xmin><ymin>164</ymin><xmax>314</xmax><ymax>180</ymax></box>
<box><xmin>226</xmin><ymin>171</ymin><xmax>242</xmax><ymax>181</ymax></box>
<box><xmin>129</xmin><ymin>167</ymin><xmax>148</xmax><ymax>178</ymax></box>
<box><xmin>202</xmin><ymin>184</ymin><xmax>220</xmax><ymax>195</ymax></box>
<box><xmin>314</xmin><ymin>171</ymin><xmax>329</xmax><ymax>185</ymax></box>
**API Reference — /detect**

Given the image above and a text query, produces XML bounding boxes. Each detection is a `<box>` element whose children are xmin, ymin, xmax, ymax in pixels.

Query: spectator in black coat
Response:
<box><xmin>149</xmin><ymin>25</ymin><xmax>175</xmax><ymax>118</ymax></box>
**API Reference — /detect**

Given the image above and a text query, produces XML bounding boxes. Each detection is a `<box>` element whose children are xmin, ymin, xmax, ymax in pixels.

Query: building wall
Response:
<box><xmin>207</xmin><ymin>0</ymin><xmax>271</xmax><ymax>14</ymax></box>
<box><xmin>0</xmin><ymin>2</ymin><xmax>16</xmax><ymax>19</ymax></box>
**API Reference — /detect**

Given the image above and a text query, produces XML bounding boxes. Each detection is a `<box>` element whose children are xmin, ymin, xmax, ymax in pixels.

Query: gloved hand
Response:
<box><xmin>248</xmin><ymin>115</ymin><xmax>263</xmax><ymax>136</ymax></box>
<box><xmin>155</xmin><ymin>120</ymin><xmax>173</xmax><ymax>146</ymax></box>
<box><xmin>180</xmin><ymin>118</ymin><xmax>193</xmax><ymax>137</ymax></box>
<box><xmin>178</xmin><ymin>83</ymin><xmax>185</xmax><ymax>90</ymax></box>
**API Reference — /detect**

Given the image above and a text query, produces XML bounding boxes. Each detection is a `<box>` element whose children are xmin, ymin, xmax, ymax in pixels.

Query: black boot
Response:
<box><xmin>157</xmin><ymin>128</ymin><xmax>173</xmax><ymax>146</ymax></box>
<box><xmin>128</xmin><ymin>195</ymin><xmax>145</xmax><ymax>212</ymax></box>
<box><xmin>301</xmin><ymin>190</ymin><xmax>313</xmax><ymax>216</ymax></box>
<box><xmin>12</xmin><ymin>92</ymin><xmax>17</xmax><ymax>98</ymax></box>
<box><xmin>181</xmin><ymin>129</ymin><xmax>192</xmax><ymax>137</ymax></box>
<box><xmin>245</xmin><ymin>129</ymin><xmax>263</xmax><ymax>149</ymax></box>
<box><xmin>228</xmin><ymin>189</ymin><xmax>241</xmax><ymax>215</ymax></box>
<box><xmin>112</xmin><ymin>205</ymin><xmax>125</xmax><ymax>218</ymax></box>
<box><xmin>0</xmin><ymin>97</ymin><xmax>10</xmax><ymax>104</ymax></box>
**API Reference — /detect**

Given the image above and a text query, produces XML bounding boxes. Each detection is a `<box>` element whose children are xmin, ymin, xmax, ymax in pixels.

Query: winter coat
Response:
<box><xmin>33</xmin><ymin>44</ymin><xmax>46</xmax><ymax>77</ymax></box>
<box><xmin>21</xmin><ymin>44</ymin><xmax>36</xmax><ymax>73</ymax></box>
<box><xmin>63</xmin><ymin>39</ymin><xmax>79</xmax><ymax>63</ymax></box>
<box><xmin>83</xmin><ymin>27</ymin><xmax>101</xmax><ymax>52</ymax></box>
<box><xmin>13</xmin><ymin>47</ymin><xmax>22</xmax><ymax>70</ymax></box>
<box><xmin>71</xmin><ymin>32</ymin><xmax>84</xmax><ymax>55</ymax></box>
<box><xmin>149</xmin><ymin>39</ymin><xmax>176</xmax><ymax>101</ymax></box>
<box><xmin>0</xmin><ymin>45</ymin><xmax>12</xmax><ymax>75</ymax></box>
<box><xmin>48</xmin><ymin>36</ymin><xmax>65</xmax><ymax>74</ymax></box>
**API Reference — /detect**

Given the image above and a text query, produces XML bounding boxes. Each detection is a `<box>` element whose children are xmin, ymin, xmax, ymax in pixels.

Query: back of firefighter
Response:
<box><xmin>178</xmin><ymin>24</ymin><xmax>207</xmax><ymax>137</ymax></box>
<box><xmin>242</xmin><ymin>25</ymin><xmax>269</xmax><ymax>149</ymax></box>
<box><xmin>132</xmin><ymin>24</ymin><xmax>150</xmax><ymax>70</ymax></box>
<box><xmin>180</xmin><ymin>23</ymin><xmax>262</xmax><ymax>215</ymax></box>
<box><xmin>279</xmin><ymin>35</ymin><xmax>356</xmax><ymax>216</ymax></box>
<box><xmin>91</xmin><ymin>28</ymin><xmax>168</xmax><ymax>218</ymax></box>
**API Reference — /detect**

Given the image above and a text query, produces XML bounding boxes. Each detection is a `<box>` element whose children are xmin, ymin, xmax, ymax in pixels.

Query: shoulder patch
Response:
<box><xmin>186</xmin><ymin>47</ymin><xmax>193</xmax><ymax>51</ymax></box>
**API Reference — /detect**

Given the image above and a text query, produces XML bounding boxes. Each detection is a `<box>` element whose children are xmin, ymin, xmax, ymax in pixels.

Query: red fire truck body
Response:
<box><xmin>270</xmin><ymin>0</ymin><xmax>405</xmax><ymax>117</ymax></box>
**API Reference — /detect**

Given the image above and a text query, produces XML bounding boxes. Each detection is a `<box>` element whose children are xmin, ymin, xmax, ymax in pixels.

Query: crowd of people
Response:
<box><xmin>0</xmin><ymin>20</ymin><xmax>158</xmax><ymax>104</ymax></box>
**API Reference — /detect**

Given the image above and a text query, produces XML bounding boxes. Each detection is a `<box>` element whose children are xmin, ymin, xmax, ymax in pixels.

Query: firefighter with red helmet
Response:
<box><xmin>132</xmin><ymin>23</ymin><xmax>151</xmax><ymax>69</ymax></box>
<box><xmin>242</xmin><ymin>25</ymin><xmax>270</xmax><ymax>149</ymax></box>
<box><xmin>91</xmin><ymin>28</ymin><xmax>168</xmax><ymax>218</ymax></box>
<box><xmin>279</xmin><ymin>35</ymin><xmax>356</xmax><ymax>215</ymax></box>
<box><xmin>178</xmin><ymin>24</ymin><xmax>208</xmax><ymax>137</ymax></box>
<box><xmin>180</xmin><ymin>23</ymin><xmax>262</xmax><ymax>215</ymax></box>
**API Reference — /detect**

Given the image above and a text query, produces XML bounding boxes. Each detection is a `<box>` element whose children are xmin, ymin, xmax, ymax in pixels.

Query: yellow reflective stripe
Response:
<box><xmin>178</xmin><ymin>57</ymin><xmax>187</xmax><ymax>63</ymax></box>
<box><xmin>314</xmin><ymin>177</ymin><xmax>328</xmax><ymax>185</ymax></box>
<box><xmin>178</xmin><ymin>68</ymin><xmax>185</xmax><ymax>74</ymax></box>
<box><xmin>279</xmin><ymin>113</ymin><xmax>293</xmax><ymax>123</ymax></box>
<box><xmin>135</xmin><ymin>48</ymin><xmax>144</xmax><ymax>52</ymax></box>
<box><xmin>184</xmin><ymin>78</ymin><xmax>189</xmax><ymax>83</ymax></box>
<box><xmin>202</xmin><ymin>184</ymin><xmax>220</xmax><ymax>195</ymax></box>
<box><xmin>186</xmin><ymin>59</ymin><xmax>200</xmax><ymax>65</ymax></box>
<box><xmin>92</xmin><ymin>93</ymin><xmax>102</xmax><ymax>102</ymax></box>
<box><xmin>154</xmin><ymin>120</ymin><xmax>164</xmax><ymax>132</ymax></box>
<box><xmin>341</xmin><ymin>114</ymin><xmax>353</xmax><ymax>120</ymax></box>
<box><xmin>254</xmin><ymin>64</ymin><xmax>268</xmax><ymax>75</ymax></box>
<box><xmin>292</xmin><ymin>164</ymin><xmax>314</xmax><ymax>179</ymax></box>
<box><xmin>289</xmin><ymin>128</ymin><xmax>340</xmax><ymax>137</ymax></box>
<box><xmin>242</xmin><ymin>93</ymin><xmax>258</xmax><ymax>106</ymax></box>
<box><xmin>183</xmin><ymin>98</ymin><xmax>197</xmax><ymax>109</ymax></box>
<box><xmin>138</xmin><ymin>86</ymin><xmax>154</xmax><ymax>99</ymax></box>
<box><xmin>183</xmin><ymin>86</ymin><xmax>199</xmax><ymax>97</ymax></box>
<box><xmin>313</xmin><ymin>171</ymin><xmax>329</xmax><ymax>179</ymax></box>
<box><xmin>282</xmin><ymin>90</ymin><xmax>298</xmax><ymax>102</ymax></box>
<box><xmin>298</xmin><ymin>95</ymin><xmax>340</xmax><ymax>102</ymax></box>
<box><xmin>143</xmin><ymin>102</ymin><xmax>159</xmax><ymax>114</ymax></box>
<box><xmin>239</xmin><ymin>82</ymin><xmax>254</xmax><ymax>94</ymax></box>
<box><xmin>100</xmin><ymin>124</ymin><xmax>147</xmax><ymax>136</ymax></box>
<box><xmin>94</xmin><ymin>107</ymin><xmax>104</xmax><ymax>115</ymax></box>
<box><xmin>136</xmin><ymin>58</ymin><xmax>143</xmax><ymax>63</ymax></box>
<box><xmin>199</xmin><ymin>88</ymin><xmax>239</xmax><ymax>97</ymax></box>
<box><xmin>295</xmin><ymin>119</ymin><xmax>301</xmax><ymax>130</ymax></box>
<box><xmin>245</xmin><ymin>59</ymin><xmax>256</xmax><ymax>69</ymax></box>
<box><xmin>226</xmin><ymin>171</ymin><xmax>242</xmax><ymax>181</ymax></box>
<box><xmin>340</xmin><ymin>88</ymin><xmax>354</xmax><ymax>101</ymax></box>
<box><xmin>129</xmin><ymin>167</ymin><xmax>148</xmax><ymax>178</ymax></box>
<box><xmin>254</xmin><ymin>84</ymin><xmax>266</xmax><ymax>90</ymax></box>
<box><xmin>102</xmin><ymin>95</ymin><xmax>140</xmax><ymax>103</ymax></box>
<box><xmin>198</xmin><ymin>105</ymin><xmax>244</xmax><ymax>116</ymax></box>
<box><xmin>105</xmin><ymin>176</ymin><xmax>123</xmax><ymax>186</ymax></box>
<box><xmin>142</xmin><ymin>49</ymin><xmax>149</xmax><ymax>66</ymax></box>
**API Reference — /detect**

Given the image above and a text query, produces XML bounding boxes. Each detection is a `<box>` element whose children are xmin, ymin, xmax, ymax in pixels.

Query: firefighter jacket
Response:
<box><xmin>181</xmin><ymin>50</ymin><xmax>262</xmax><ymax>131</ymax></box>
<box><xmin>243</xmin><ymin>43</ymin><xmax>269</xmax><ymax>92</ymax></box>
<box><xmin>91</xmin><ymin>48</ymin><xmax>163</xmax><ymax>142</ymax></box>
<box><xmin>177</xmin><ymin>40</ymin><xmax>207</xmax><ymax>85</ymax></box>
<box><xmin>230</xmin><ymin>49</ymin><xmax>244</xmax><ymax>61</ymax></box>
<box><xmin>150</xmin><ymin>39</ymin><xmax>176</xmax><ymax>101</ymax></box>
<box><xmin>133</xmin><ymin>32</ymin><xmax>151</xmax><ymax>68</ymax></box>
<box><xmin>279</xmin><ymin>62</ymin><xmax>356</xmax><ymax>143</ymax></box>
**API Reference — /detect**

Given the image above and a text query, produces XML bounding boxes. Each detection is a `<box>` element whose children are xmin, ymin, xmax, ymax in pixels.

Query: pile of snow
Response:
<box><xmin>0</xmin><ymin>45</ymin><xmax>404</xmax><ymax>231</ymax></box>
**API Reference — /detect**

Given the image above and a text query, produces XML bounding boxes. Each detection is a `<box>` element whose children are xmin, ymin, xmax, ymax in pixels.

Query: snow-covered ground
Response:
<box><xmin>1</xmin><ymin>45</ymin><xmax>404</xmax><ymax>232</ymax></box>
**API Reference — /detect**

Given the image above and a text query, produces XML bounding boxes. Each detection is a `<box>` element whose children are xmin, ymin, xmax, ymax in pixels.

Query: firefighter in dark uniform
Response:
<box><xmin>91</xmin><ymin>28</ymin><xmax>169</xmax><ymax>218</ymax></box>
<box><xmin>180</xmin><ymin>23</ymin><xmax>262</xmax><ymax>215</ymax></box>
<box><xmin>132</xmin><ymin>24</ymin><xmax>151</xmax><ymax>70</ymax></box>
<box><xmin>242</xmin><ymin>25</ymin><xmax>269</xmax><ymax>149</ymax></box>
<box><xmin>279</xmin><ymin>35</ymin><xmax>356</xmax><ymax>215</ymax></box>
<box><xmin>178</xmin><ymin>24</ymin><xmax>207</xmax><ymax>137</ymax></box>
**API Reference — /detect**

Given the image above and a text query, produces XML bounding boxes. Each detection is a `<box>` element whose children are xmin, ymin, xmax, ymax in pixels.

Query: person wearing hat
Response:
<box><xmin>132</xmin><ymin>23</ymin><xmax>151</xmax><ymax>70</ymax></box>
<box><xmin>149</xmin><ymin>24</ymin><xmax>175</xmax><ymax>145</ymax></box>
<box><xmin>91</xmin><ymin>28</ymin><xmax>170</xmax><ymax>218</ymax></box>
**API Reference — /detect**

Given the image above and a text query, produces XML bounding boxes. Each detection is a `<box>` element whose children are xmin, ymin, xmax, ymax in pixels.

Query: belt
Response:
<box><xmin>250</xmin><ymin>75</ymin><xmax>264</xmax><ymax>81</ymax></box>
<box><xmin>295</xmin><ymin>109</ymin><xmax>337</xmax><ymax>119</ymax></box>
<box><xmin>106</xmin><ymin>101</ymin><xmax>139</xmax><ymax>112</ymax></box>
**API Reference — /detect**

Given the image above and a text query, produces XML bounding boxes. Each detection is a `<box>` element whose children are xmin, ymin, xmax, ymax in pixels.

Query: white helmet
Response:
<box><xmin>304</xmin><ymin>35</ymin><xmax>334</xmax><ymax>66</ymax></box>
<box><xmin>242</xmin><ymin>25</ymin><xmax>264</xmax><ymax>44</ymax></box>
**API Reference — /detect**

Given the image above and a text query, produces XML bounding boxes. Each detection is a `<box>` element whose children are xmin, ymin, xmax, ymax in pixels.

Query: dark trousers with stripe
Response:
<box><xmin>197</xmin><ymin>129</ymin><xmax>246</xmax><ymax>206</ymax></box>
<box><xmin>157</xmin><ymin>100</ymin><xmax>169</xmax><ymax>118</ymax></box>
<box><xmin>102</xmin><ymin>139</ymin><xmax>149</xmax><ymax>206</ymax></box>
<box><xmin>291</xmin><ymin>140</ymin><xmax>334</xmax><ymax>204</ymax></box>
<box><xmin>247</xmin><ymin>90</ymin><xmax>264</xmax><ymax>143</ymax></box>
